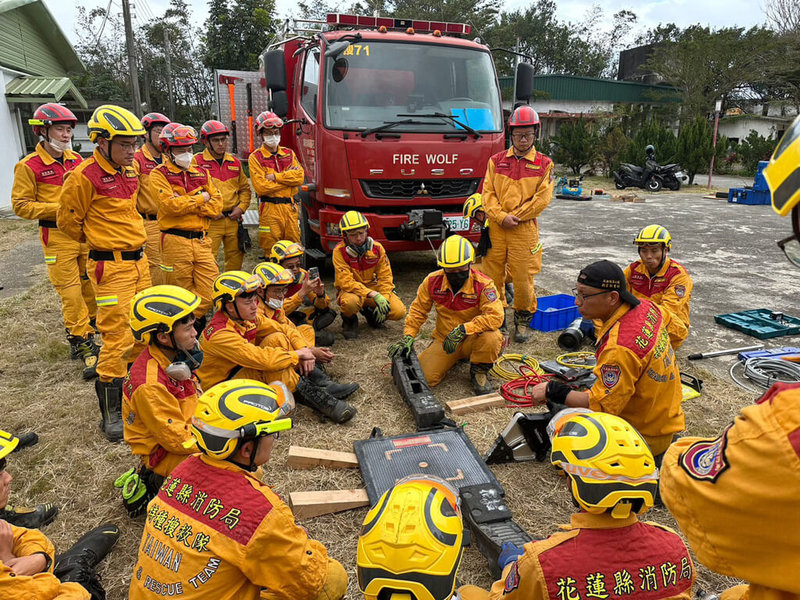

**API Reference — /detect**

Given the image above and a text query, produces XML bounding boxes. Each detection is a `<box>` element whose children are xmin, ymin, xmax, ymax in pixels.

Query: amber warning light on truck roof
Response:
<box><xmin>325</xmin><ymin>13</ymin><xmax>471</xmax><ymax>35</ymax></box>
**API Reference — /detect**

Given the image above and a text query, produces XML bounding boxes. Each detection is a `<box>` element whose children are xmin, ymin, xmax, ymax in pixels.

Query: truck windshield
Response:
<box><xmin>323</xmin><ymin>41</ymin><xmax>503</xmax><ymax>133</ymax></box>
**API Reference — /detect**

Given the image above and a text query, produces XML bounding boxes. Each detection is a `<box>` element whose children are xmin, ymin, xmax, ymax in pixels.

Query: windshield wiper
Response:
<box><xmin>361</xmin><ymin>119</ymin><xmax>419</xmax><ymax>138</ymax></box>
<box><xmin>396</xmin><ymin>112</ymin><xmax>483</xmax><ymax>139</ymax></box>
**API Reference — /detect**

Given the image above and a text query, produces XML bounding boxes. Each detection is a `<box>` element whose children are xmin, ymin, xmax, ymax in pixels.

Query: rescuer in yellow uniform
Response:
<box><xmin>333</xmin><ymin>211</ymin><xmax>406</xmax><ymax>339</ymax></box>
<box><xmin>133</xmin><ymin>112</ymin><xmax>171</xmax><ymax>284</ymax></box>
<box><xmin>194</xmin><ymin>119</ymin><xmax>252</xmax><ymax>271</ymax></box>
<box><xmin>389</xmin><ymin>235</ymin><xmax>503</xmax><ymax>395</ymax></box>
<box><xmin>248</xmin><ymin>111</ymin><xmax>303</xmax><ymax>258</ymax></box>
<box><xmin>150</xmin><ymin>123</ymin><xmax>222</xmax><ymax>326</ymax></box>
<box><xmin>12</xmin><ymin>103</ymin><xmax>98</xmax><ymax>378</ymax></box>
<box><xmin>57</xmin><ymin>105</ymin><xmax>151</xmax><ymax>442</ymax></box>
<box><xmin>128</xmin><ymin>380</ymin><xmax>348</xmax><ymax>600</ymax></box>
<box><xmin>480</xmin><ymin>106</ymin><xmax>554</xmax><ymax>342</ymax></box>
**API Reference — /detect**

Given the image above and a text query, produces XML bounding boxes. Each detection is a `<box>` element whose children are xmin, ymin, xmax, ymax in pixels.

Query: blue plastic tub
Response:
<box><xmin>530</xmin><ymin>294</ymin><xmax>580</xmax><ymax>332</ymax></box>
<box><xmin>728</xmin><ymin>188</ymin><xmax>770</xmax><ymax>205</ymax></box>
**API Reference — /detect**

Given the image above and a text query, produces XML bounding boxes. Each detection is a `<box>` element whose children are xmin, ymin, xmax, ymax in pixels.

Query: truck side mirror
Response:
<box><xmin>325</xmin><ymin>40</ymin><xmax>350</xmax><ymax>58</ymax></box>
<box><xmin>263</xmin><ymin>49</ymin><xmax>287</xmax><ymax>92</ymax></box>
<box><xmin>514</xmin><ymin>63</ymin><xmax>534</xmax><ymax>103</ymax></box>
<box><xmin>270</xmin><ymin>90</ymin><xmax>289</xmax><ymax>118</ymax></box>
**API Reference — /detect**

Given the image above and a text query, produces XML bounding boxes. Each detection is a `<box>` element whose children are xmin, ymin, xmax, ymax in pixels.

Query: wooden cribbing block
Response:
<box><xmin>289</xmin><ymin>489</ymin><xmax>370</xmax><ymax>519</ymax></box>
<box><xmin>286</xmin><ymin>446</ymin><xmax>359</xmax><ymax>470</ymax></box>
<box><xmin>446</xmin><ymin>392</ymin><xmax>504</xmax><ymax>415</ymax></box>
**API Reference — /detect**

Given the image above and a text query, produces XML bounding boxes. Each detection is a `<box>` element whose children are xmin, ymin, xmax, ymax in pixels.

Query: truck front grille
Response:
<box><xmin>360</xmin><ymin>179</ymin><xmax>480</xmax><ymax>200</ymax></box>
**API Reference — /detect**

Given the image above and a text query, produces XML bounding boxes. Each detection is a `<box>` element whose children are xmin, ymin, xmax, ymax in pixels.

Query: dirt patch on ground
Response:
<box><xmin>0</xmin><ymin>199</ymin><xmax>777</xmax><ymax>596</ymax></box>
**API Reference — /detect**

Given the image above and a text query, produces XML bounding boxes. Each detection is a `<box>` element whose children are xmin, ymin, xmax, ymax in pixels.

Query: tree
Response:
<box><xmin>737</xmin><ymin>130</ymin><xmax>778</xmax><ymax>175</ymax></box>
<box><xmin>596</xmin><ymin>124</ymin><xmax>628</xmax><ymax>177</ymax></box>
<box><xmin>675</xmin><ymin>116</ymin><xmax>713</xmax><ymax>185</ymax></box>
<box><xmin>388</xmin><ymin>0</ymin><xmax>501</xmax><ymax>36</ymax></box>
<box><xmin>618</xmin><ymin>118</ymin><xmax>677</xmax><ymax>167</ymax></box>
<box><xmin>203</xmin><ymin>0</ymin><xmax>277</xmax><ymax>71</ymax></box>
<box><xmin>551</xmin><ymin>117</ymin><xmax>597</xmax><ymax>175</ymax></box>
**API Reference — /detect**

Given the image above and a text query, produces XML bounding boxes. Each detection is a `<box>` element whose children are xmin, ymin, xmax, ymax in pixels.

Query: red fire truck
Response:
<box><xmin>259</xmin><ymin>13</ymin><xmax>534</xmax><ymax>261</ymax></box>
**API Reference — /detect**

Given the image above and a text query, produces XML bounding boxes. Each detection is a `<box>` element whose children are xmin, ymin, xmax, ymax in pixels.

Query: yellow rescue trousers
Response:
<box><xmin>141</xmin><ymin>216</ymin><xmax>162</xmax><ymax>285</ymax></box>
<box><xmin>337</xmin><ymin>291</ymin><xmax>406</xmax><ymax>320</ymax></box>
<box><xmin>208</xmin><ymin>216</ymin><xmax>245</xmax><ymax>271</ymax></box>
<box><xmin>258</xmin><ymin>200</ymin><xmax>300</xmax><ymax>257</ymax></box>
<box><xmin>160</xmin><ymin>232</ymin><xmax>219</xmax><ymax>317</ymax></box>
<box><xmin>234</xmin><ymin>330</ymin><xmax>300</xmax><ymax>391</ymax></box>
<box><xmin>420</xmin><ymin>330</ymin><xmax>503</xmax><ymax>386</ymax></box>
<box><xmin>481</xmin><ymin>220</ymin><xmax>542</xmax><ymax>312</ymax></box>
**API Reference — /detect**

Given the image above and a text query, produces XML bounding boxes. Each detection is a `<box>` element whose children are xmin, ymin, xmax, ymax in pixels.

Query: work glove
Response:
<box><xmin>546</xmin><ymin>398</ymin><xmax>568</xmax><ymax>417</ymax></box>
<box><xmin>388</xmin><ymin>335</ymin><xmax>415</xmax><ymax>359</ymax></box>
<box><xmin>114</xmin><ymin>468</ymin><xmax>151</xmax><ymax>518</ymax></box>
<box><xmin>443</xmin><ymin>325</ymin><xmax>467</xmax><ymax>354</ymax></box>
<box><xmin>498</xmin><ymin>542</ymin><xmax>524</xmax><ymax>570</ymax></box>
<box><xmin>372</xmin><ymin>293</ymin><xmax>391</xmax><ymax>316</ymax></box>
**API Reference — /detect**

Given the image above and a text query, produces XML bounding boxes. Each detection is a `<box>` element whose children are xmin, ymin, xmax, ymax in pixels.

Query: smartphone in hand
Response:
<box><xmin>308</xmin><ymin>266</ymin><xmax>319</xmax><ymax>280</ymax></box>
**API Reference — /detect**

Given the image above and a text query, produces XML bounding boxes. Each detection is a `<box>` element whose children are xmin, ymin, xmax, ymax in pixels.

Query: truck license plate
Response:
<box><xmin>443</xmin><ymin>216</ymin><xmax>470</xmax><ymax>231</ymax></box>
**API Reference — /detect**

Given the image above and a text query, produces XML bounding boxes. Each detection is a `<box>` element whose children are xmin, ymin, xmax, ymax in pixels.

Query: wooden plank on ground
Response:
<box><xmin>286</xmin><ymin>445</ymin><xmax>359</xmax><ymax>470</ymax></box>
<box><xmin>446</xmin><ymin>392</ymin><xmax>504</xmax><ymax>415</ymax></box>
<box><xmin>289</xmin><ymin>489</ymin><xmax>370</xmax><ymax>519</ymax></box>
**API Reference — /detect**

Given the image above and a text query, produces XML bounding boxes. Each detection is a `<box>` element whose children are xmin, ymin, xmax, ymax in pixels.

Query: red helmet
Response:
<box><xmin>255</xmin><ymin>111</ymin><xmax>283</xmax><ymax>132</ymax></box>
<box><xmin>159</xmin><ymin>123</ymin><xmax>197</xmax><ymax>150</ymax></box>
<box><xmin>29</xmin><ymin>103</ymin><xmax>77</xmax><ymax>137</ymax></box>
<box><xmin>508</xmin><ymin>105</ymin><xmax>540</xmax><ymax>128</ymax></box>
<box><xmin>141</xmin><ymin>112</ymin><xmax>170</xmax><ymax>130</ymax></box>
<box><xmin>200</xmin><ymin>120</ymin><xmax>230</xmax><ymax>141</ymax></box>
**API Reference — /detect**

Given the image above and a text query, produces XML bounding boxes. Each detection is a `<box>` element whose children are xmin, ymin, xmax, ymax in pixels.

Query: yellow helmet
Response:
<box><xmin>192</xmin><ymin>379</ymin><xmax>293</xmax><ymax>461</ymax></box>
<box><xmin>0</xmin><ymin>429</ymin><xmax>19</xmax><ymax>462</ymax></box>
<box><xmin>437</xmin><ymin>235</ymin><xmax>474</xmax><ymax>268</ymax></box>
<box><xmin>550</xmin><ymin>412</ymin><xmax>658</xmax><ymax>518</ymax></box>
<box><xmin>130</xmin><ymin>285</ymin><xmax>200</xmax><ymax>343</ymax></box>
<box><xmin>764</xmin><ymin>114</ymin><xmax>800</xmax><ymax>216</ymax></box>
<box><xmin>339</xmin><ymin>210</ymin><xmax>369</xmax><ymax>233</ymax></box>
<box><xmin>634</xmin><ymin>224</ymin><xmax>672</xmax><ymax>251</ymax></box>
<box><xmin>253</xmin><ymin>262</ymin><xmax>294</xmax><ymax>287</ymax></box>
<box><xmin>462</xmin><ymin>193</ymin><xmax>483</xmax><ymax>218</ymax></box>
<box><xmin>357</xmin><ymin>475</ymin><xmax>465</xmax><ymax>600</ymax></box>
<box><xmin>88</xmin><ymin>104</ymin><xmax>146</xmax><ymax>142</ymax></box>
<box><xmin>270</xmin><ymin>240</ymin><xmax>305</xmax><ymax>263</ymax></box>
<box><xmin>212</xmin><ymin>271</ymin><xmax>263</xmax><ymax>309</ymax></box>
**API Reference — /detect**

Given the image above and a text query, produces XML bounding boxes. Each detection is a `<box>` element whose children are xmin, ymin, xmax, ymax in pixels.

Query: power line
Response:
<box><xmin>94</xmin><ymin>0</ymin><xmax>115</xmax><ymax>49</ymax></box>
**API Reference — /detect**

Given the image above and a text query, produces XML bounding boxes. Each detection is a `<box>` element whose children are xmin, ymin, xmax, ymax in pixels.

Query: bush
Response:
<box><xmin>618</xmin><ymin>119</ymin><xmax>677</xmax><ymax>167</ymax></box>
<box><xmin>596</xmin><ymin>125</ymin><xmax>628</xmax><ymax>177</ymax></box>
<box><xmin>675</xmin><ymin>116</ymin><xmax>713</xmax><ymax>185</ymax></box>
<box><xmin>737</xmin><ymin>130</ymin><xmax>776</xmax><ymax>176</ymax></box>
<box><xmin>551</xmin><ymin>117</ymin><xmax>597</xmax><ymax>175</ymax></box>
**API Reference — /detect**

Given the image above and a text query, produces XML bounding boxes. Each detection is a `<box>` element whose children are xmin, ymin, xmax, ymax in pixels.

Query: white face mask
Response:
<box><xmin>262</xmin><ymin>134</ymin><xmax>281</xmax><ymax>149</ymax></box>
<box><xmin>173</xmin><ymin>151</ymin><xmax>193</xmax><ymax>169</ymax></box>
<box><xmin>267</xmin><ymin>297</ymin><xmax>284</xmax><ymax>310</ymax></box>
<box><xmin>48</xmin><ymin>137</ymin><xmax>72</xmax><ymax>152</ymax></box>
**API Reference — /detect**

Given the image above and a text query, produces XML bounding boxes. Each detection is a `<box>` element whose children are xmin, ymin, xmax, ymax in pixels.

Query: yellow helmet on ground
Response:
<box><xmin>462</xmin><ymin>193</ymin><xmax>483</xmax><ymax>218</ymax></box>
<box><xmin>357</xmin><ymin>475</ymin><xmax>465</xmax><ymax>600</ymax></box>
<box><xmin>88</xmin><ymin>104</ymin><xmax>146</xmax><ymax>142</ymax></box>
<box><xmin>192</xmin><ymin>380</ymin><xmax>293</xmax><ymax>461</ymax></box>
<box><xmin>550</xmin><ymin>411</ymin><xmax>658</xmax><ymax>519</ymax></box>
<box><xmin>130</xmin><ymin>285</ymin><xmax>200</xmax><ymax>343</ymax></box>
<box><xmin>212</xmin><ymin>271</ymin><xmax>263</xmax><ymax>309</ymax></box>
<box><xmin>270</xmin><ymin>240</ymin><xmax>305</xmax><ymax>263</ymax></box>
<box><xmin>339</xmin><ymin>210</ymin><xmax>369</xmax><ymax>233</ymax></box>
<box><xmin>253</xmin><ymin>262</ymin><xmax>294</xmax><ymax>287</ymax></box>
<box><xmin>764</xmin><ymin>114</ymin><xmax>800</xmax><ymax>216</ymax></box>
<box><xmin>437</xmin><ymin>235</ymin><xmax>474</xmax><ymax>269</ymax></box>
<box><xmin>634</xmin><ymin>224</ymin><xmax>672</xmax><ymax>250</ymax></box>
<box><xmin>0</xmin><ymin>429</ymin><xmax>19</xmax><ymax>462</ymax></box>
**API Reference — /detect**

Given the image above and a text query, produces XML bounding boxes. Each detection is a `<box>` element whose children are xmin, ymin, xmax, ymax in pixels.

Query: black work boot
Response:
<box><xmin>68</xmin><ymin>334</ymin><xmax>86</xmax><ymax>360</ymax></box>
<box><xmin>306</xmin><ymin>366</ymin><xmax>360</xmax><ymax>399</ymax></box>
<box><xmin>295</xmin><ymin>377</ymin><xmax>357</xmax><ymax>423</ymax></box>
<box><xmin>341</xmin><ymin>314</ymin><xmax>359</xmax><ymax>339</ymax></box>
<box><xmin>0</xmin><ymin>503</ymin><xmax>58</xmax><ymax>528</ymax></box>
<box><xmin>95</xmin><ymin>378</ymin><xmax>124</xmax><ymax>443</ymax></box>
<box><xmin>362</xmin><ymin>307</ymin><xmax>385</xmax><ymax>329</ymax></box>
<box><xmin>74</xmin><ymin>337</ymin><xmax>100</xmax><ymax>381</ymax></box>
<box><xmin>500</xmin><ymin>311</ymin><xmax>509</xmax><ymax>334</ymax></box>
<box><xmin>470</xmin><ymin>363</ymin><xmax>495</xmax><ymax>395</ymax></box>
<box><xmin>312</xmin><ymin>307</ymin><xmax>337</xmax><ymax>331</ymax></box>
<box><xmin>11</xmin><ymin>431</ymin><xmax>38</xmax><ymax>452</ymax></box>
<box><xmin>513</xmin><ymin>311</ymin><xmax>532</xmax><ymax>343</ymax></box>
<box><xmin>314</xmin><ymin>329</ymin><xmax>336</xmax><ymax>347</ymax></box>
<box><xmin>55</xmin><ymin>552</ymin><xmax>107</xmax><ymax>600</ymax></box>
<box><xmin>54</xmin><ymin>523</ymin><xmax>119</xmax><ymax>573</ymax></box>
<box><xmin>505</xmin><ymin>282</ymin><xmax>515</xmax><ymax>306</ymax></box>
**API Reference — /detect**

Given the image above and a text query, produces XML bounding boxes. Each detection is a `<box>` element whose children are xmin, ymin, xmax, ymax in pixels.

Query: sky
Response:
<box><xmin>47</xmin><ymin>0</ymin><xmax>768</xmax><ymax>46</ymax></box>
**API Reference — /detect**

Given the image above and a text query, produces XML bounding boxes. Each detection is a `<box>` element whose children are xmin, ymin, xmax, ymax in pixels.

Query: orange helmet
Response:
<box><xmin>200</xmin><ymin>120</ymin><xmax>230</xmax><ymax>141</ymax></box>
<box><xmin>255</xmin><ymin>111</ymin><xmax>283</xmax><ymax>132</ymax></box>
<box><xmin>159</xmin><ymin>123</ymin><xmax>198</xmax><ymax>150</ymax></box>
<box><xmin>141</xmin><ymin>112</ymin><xmax>170</xmax><ymax>130</ymax></box>
<box><xmin>508</xmin><ymin>105</ymin><xmax>539</xmax><ymax>128</ymax></box>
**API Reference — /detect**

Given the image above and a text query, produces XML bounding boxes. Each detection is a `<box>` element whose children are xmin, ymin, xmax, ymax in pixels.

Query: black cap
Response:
<box><xmin>577</xmin><ymin>260</ymin><xmax>640</xmax><ymax>307</ymax></box>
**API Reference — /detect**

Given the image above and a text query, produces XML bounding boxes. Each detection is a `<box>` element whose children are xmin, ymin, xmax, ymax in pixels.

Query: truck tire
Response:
<box><xmin>300</xmin><ymin>205</ymin><xmax>327</xmax><ymax>271</ymax></box>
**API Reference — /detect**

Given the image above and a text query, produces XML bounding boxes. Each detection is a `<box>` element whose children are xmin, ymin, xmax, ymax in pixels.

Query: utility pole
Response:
<box><xmin>121</xmin><ymin>0</ymin><xmax>142</xmax><ymax>113</ymax></box>
<box><xmin>164</xmin><ymin>28</ymin><xmax>175</xmax><ymax>120</ymax></box>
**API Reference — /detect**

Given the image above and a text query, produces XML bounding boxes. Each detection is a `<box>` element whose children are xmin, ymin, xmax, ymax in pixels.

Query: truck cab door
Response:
<box><xmin>295</xmin><ymin>48</ymin><xmax>320</xmax><ymax>183</ymax></box>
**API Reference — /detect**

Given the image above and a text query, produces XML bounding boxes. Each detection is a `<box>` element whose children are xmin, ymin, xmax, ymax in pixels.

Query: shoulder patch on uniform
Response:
<box><xmin>503</xmin><ymin>560</ymin><xmax>520</xmax><ymax>594</ymax></box>
<box><xmin>600</xmin><ymin>364</ymin><xmax>621</xmax><ymax>389</ymax></box>
<box><xmin>679</xmin><ymin>425</ymin><xmax>732</xmax><ymax>482</ymax></box>
<box><xmin>484</xmin><ymin>288</ymin><xmax>498</xmax><ymax>302</ymax></box>
<box><xmin>675</xmin><ymin>285</ymin><xmax>686</xmax><ymax>298</ymax></box>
